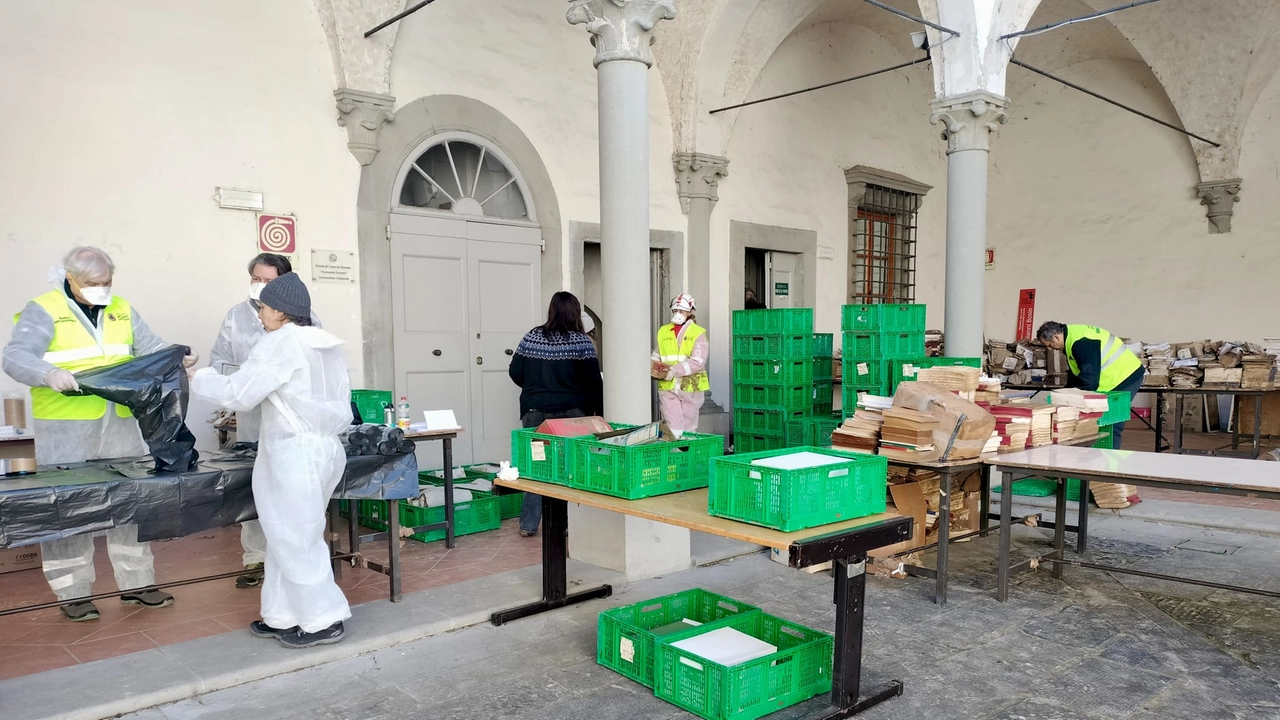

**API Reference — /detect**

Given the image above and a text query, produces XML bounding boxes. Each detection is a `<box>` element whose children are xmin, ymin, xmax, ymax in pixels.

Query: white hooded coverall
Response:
<box><xmin>191</xmin><ymin>323</ymin><xmax>352</xmax><ymax>633</ymax></box>
<box><xmin>209</xmin><ymin>299</ymin><xmax>322</xmax><ymax>566</ymax></box>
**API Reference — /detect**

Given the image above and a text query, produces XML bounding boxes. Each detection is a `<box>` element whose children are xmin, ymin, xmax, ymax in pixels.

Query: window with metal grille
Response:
<box><xmin>850</xmin><ymin>184</ymin><xmax>919</xmax><ymax>304</ymax></box>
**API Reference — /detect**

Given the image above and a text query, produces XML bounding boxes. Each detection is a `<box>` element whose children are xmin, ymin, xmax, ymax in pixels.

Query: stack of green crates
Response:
<box><xmin>841</xmin><ymin>304</ymin><xmax>927</xmax><ymax>417</ymax></box>
<box><xmin>731</xmin><ymin>308</ymin><xmax>814</xmax><ymax>453</ymax></box>
<box><xmin>812</xmin><ymin>332</ymin><xmax>835</xmax><ymax>416</ymax></box>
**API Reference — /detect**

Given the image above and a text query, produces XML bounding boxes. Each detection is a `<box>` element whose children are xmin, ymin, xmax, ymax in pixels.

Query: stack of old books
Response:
<box><xmin>878</xmin><ymin>407</ymin><xmax>940</xmax><ymax>461</ymax></box>
<box><xmin>1242</xmin><ymin>355</ymin><xmax>1276</xmax><ymax>389</ymax></box>
<box><xmin>989</xmin><ymin>403</ymin><xmax>1055</xmax><ymax>449</ymax></box>
<box><xmin>915</xmin><ymin>366</ymin><xmax>981</xmax><ymax>400</ymax></box>
<box><xmin>1142</xmin><ymin>343</ymin><xmax>1172</xmax><ymax>387</ymax></box>
<box><xmin>1092</xmin><ymin>482</ymin><xmax>1140</xmax><ymax>509</ymax></box>
<box><xmin>1053</xmin><ymin>405</ymin><xmax>1081</xmax><ymax>442</ymax></box>
<box><xmin>832</xmin><ymin>413</ymin><xmax>882</xmax><ymax>455</ymax></box>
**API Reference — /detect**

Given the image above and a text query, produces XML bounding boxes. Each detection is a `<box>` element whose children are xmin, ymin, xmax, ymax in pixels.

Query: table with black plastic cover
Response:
<box><xmin>988</xmin><ymin>445</ymin><xmax>1280</xmax><ymax>602</ymax></box>
<box><xmin>489</xmin><ymin>478</ymin><xmax>914</xmax><ymax>719</ymax></box>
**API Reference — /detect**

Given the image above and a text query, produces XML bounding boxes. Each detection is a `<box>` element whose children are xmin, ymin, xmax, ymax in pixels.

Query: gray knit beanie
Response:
<box><xmin>259</xmin><ymin>271</ymin><xmax>311</xmax><ymax>318</ymax></box>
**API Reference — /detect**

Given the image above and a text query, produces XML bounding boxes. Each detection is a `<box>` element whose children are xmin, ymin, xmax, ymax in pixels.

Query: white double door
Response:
<box><xmin>390</xmin><ymin>213</ymin><xmax>542</xmax><ymax>468</ymax></box>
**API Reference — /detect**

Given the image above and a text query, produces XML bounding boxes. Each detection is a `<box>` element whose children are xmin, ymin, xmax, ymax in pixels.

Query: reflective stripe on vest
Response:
<box><xmin>1064</xmin><ymin>324</ymin><xmax>1142</xmax><ymax>392</ymax></box>
<box><xmin>20</xmin><ymin>291</ymin><xmax>135</xmax><ymax>420</ymax></box>
<box><xmin>656</xmin><ymin>322</ymin><xmax>710</xmax><ymax>392</ymax></box>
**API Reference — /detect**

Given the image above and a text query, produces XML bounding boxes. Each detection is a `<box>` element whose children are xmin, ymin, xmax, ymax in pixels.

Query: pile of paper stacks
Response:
<box><xmin>877</xmin><ymin>407</ymin><xmax>940</xmax><ymax>462</ymax></box>
<box><xmin>982</xmin><ymin>430</ymin><xmax>1001</xmax><ymax>454</ymax></box>
<box><xmin>1053</xmin><ymin>406</ymin><xmax>1081</xmax><ymax>442</ymax></box>
<box><xmin>1051</xmin><ymin>388</ymin><xmax>1109</xmax><ymax>413</ymax></box>
<box><xmin>1092</xmin><ymin>482</ymin><xmax>1140</xmax><ymax>510</ymax></box>
<box><xmin>832</xmin><ymin>394</ymin><xmax>891</xmax><ymax>454</ymax></box>
<box><xmin>976</xmin><ymin>376</ymin><xmax>1003</xmax><ymax>404</ymax></box>
<box><xmin>990</xmin><ymin>403</ymin><xmax>1055</xmax><ymax>449</ymax></box>
<box><xmin>1242</xmin><ymin>355</ymin><xmax>1276</xmax><ymax>389</ymax></box>
<box><xmin>891</xmin><ymin>382</ymin><xmax>997</xmax><ymax>461</ymax></box>
<box><xmin>1142</xmin><ymin>343</ymin><xmax>1172</xmax><ymax>387</ymax></box>
<box><xmin>915</xmin><ymin>366</ymin><xmax>981</xmax><ymax>399</ymax></box>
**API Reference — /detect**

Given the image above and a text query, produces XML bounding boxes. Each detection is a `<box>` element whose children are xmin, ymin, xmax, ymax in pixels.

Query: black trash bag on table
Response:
<box><xmin>71</xmin><ymin>344</ymin><xmax>200</xmax><ymax>473</ymax></box>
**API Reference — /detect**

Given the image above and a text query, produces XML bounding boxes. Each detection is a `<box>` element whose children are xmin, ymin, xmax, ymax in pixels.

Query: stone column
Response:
<box><xmin>1196</xmin><ymin>179</ymin><xmax>1242</xmax><ymax>234</ymax></box>
<box><xmin>567</xmin><ymin>0</ymin><xmax>688</xmax><ymax>580</ymax></box>
<box><xmin>930</xmin><ymin>92</ymin><xmax>1008</xmax><ymax>358</ymax></box>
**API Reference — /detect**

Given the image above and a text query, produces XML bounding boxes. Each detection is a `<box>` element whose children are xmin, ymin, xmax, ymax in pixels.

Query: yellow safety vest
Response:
<box><xmin>656</xmin><ymin>322</ymin><xmax>710</xmax><ymax>392</ymax></box>
<box><xmin>1065</xmin><ymin>324</ymin><xmax>1142</xmax><ymax>392</ymax></box>
<box><xmin>16</xmin><ymin>290</ymin><xmax>135</xmax><ymax>420</ymax></box>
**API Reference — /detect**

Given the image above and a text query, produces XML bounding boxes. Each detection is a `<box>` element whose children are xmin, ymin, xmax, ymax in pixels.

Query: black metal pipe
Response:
<box><xmin>0</xmin><ymin>567</ymin><xmax>252</xmax><ymax>617</ymax></box>
<box><xmin>1047</xmin><ymin>558</ymin><xmax>1280</xmax><ymax>599</ymax></box>
<box><xmin>365</xmin><ymin>0</ymin><xmax>438</xmax><ymax>38</ymax></box>
<box><xmin>709</xmin><ymin>56</ymin><xmax>929</xmax><ymax>115</ymax></box>
<box><xmin>1009</xmin><ymin>57</ymin><xmax>1221</xmax><ymax>147</ymax></box>
<box><xmin>1000</xmin><ymin>0</ymin><xmax>1164</xmax><ymax>41</ymax></box>
<box><xmin>861</xmin><ymin>0</ymin><xmax>960</xmax><ymax>37</ymax></box>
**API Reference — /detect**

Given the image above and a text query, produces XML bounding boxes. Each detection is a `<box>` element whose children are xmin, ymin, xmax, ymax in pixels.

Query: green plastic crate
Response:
<box><xmin>352</xmin><ymin>495</ymin><xmax>501</xmax><ymax>543</ymax></box>
<box><xmin>1067</xmin><ymin>430</ymin><xmax>1115</xmax><ymax>500</ymax></box>
<box><xmin>350</xmin><ymin>389</ymin><xmax>392</xmax><ymax>424</ymax></box>
<box><xmin>732</xmin><ymin>359</ymin><xmax>813</xmax><ymax>385</ymax></box>
<box><xmin>734</xmin><ymin>433</ymin><xmax>786</xmax><ymax>454</ymax></box>
<box><xmin>653</xmin><ymin>611</ymin><xmax>834</xmax><ymax>720</ymax></box>
<box><xmin>568</xmin><ymin>429</ymin><xmax>724</xmax><ymax>500</ymax></box>
<box><xmin>888</xmin><ymin>356</ymin><xmax>983</xmax><ymax>392</ymax></box>
<box><xmin>812</xmin><ymin>333</ymin><xmax>834</xmax><ymax>358</ymax></box>
<box><xmin>597</xmin><ymin>589</ymin><xmax>761</xmax><ymax>689</ymax></box>
<box><xmin>417</xmin><ymin>473</ymin><xmax>523</xmax><ymax>520</ymax></box>
<box><xmin>733</xmin><ymin>383</ymin><xmax>811</xmax><ymax>410</ymax></box>
<box><xmin>735</xmin><ymin>407</ymin><xmax>808</xmax><ymax>436</ymax></box>
<box><xmin>708</xmin><ymin>446</ymin><xmax>888</xmax><ymax>532</ymax></box>
<box><xmin>812</xmin><ymin>379</ymin><xmax>834</xmax><ymax>408</ymax></box>
<box><xmin>841</xmin><ymin>303</ymin><xmax>925</xmax><ymax>332</ymax></box>
<box><xmin>813</xmin><ymin>356</ymin><xmax>833</xmax><ymax>381</ymax></box>
<box><xmin>512</xmin><ymin>426</ymin><xmax>611</xmax><ymax>485</ymax></box>
<box><xmin>1010</xmin><ymin>479</ymin><xmax>1058</xmax><ymax>497</ymax></box>
<box><xmin>732</xmin><ymin>308</ymin><xmax>814</xmax><ymax>336</ymax></box>
<box><xmin>843</xmin><ymin>331</ymin><xmax>924</xmax><ymax>359</ymax></box>
<box><xmin>784</xmin><ymin>417</ymin><xmax>840</xmax><ymax>447</ymax></box>
<box><xmin>841</xmin><ymin>357</ymin><xmax>887</xmax><ymax>387</ymax></box>
<box><xmin>732</xmin><ymin>334</ymin><xmax>814</xmax><ymax>360</ymax></box>
<box><xmin>842</xmin><ymin>384</ymin><xmax>891</xmax><ymax>416</ymax></box>
<box><xmin>1101</xmin><ymin>391</ymin><xmax>1132</xmax><ymax>427</ymax></box>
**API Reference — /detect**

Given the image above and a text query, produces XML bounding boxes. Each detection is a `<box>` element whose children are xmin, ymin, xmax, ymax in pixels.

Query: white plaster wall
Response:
<box><xmin>388</xmin><ymin>0</ymin><xmax>687</xmax><ymax>267</ymax></box>
<box><xmin>988</xmin><ymin>58</ymin><xmax>1280</xmax><ymax>344</ymax></box>
<box><xmin>0</xmin><ymin>2</ymin><xmax>360</xmax><ymax>450</ymax></box>
<box><xmin>711</xmin><ymin>21</ymin><xmax>948</xmax><ymax>403</ymax></box>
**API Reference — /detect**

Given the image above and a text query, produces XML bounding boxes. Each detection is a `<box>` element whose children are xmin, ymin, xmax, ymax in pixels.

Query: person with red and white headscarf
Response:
<box><xmin>650</xmin><ymin>294</ymin><xmax>709</xmax><ymax>438</ymax></box>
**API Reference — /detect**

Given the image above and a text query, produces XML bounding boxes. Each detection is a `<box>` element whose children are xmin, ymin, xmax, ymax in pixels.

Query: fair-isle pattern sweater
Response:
<box><xmin>509</xmin><ymin>327</ymin><xmax>603</xmax><ymax>417</ymax></box>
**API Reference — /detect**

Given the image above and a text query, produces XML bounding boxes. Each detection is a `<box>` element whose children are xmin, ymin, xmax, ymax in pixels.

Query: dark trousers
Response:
<box><xmin>518</xmin><ymin>408</ymin><xmax>585</xmax><ymax>533</ymax></box>
<box><xmin>1109</xmin><ymin>368</ymin><xmax>1146</xmax><ymax>449</ymax></box>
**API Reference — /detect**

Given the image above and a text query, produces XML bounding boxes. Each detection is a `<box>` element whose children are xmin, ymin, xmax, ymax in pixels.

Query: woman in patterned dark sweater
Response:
<box><xmin>509</xmin><ymin>291</ymin><xmax>603</xmax><ymax>535</ymax></box>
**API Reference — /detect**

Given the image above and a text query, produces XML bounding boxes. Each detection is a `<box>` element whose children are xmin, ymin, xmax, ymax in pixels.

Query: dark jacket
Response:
<box><xmin>509</xmin><ymin>327</ymin><xmax>603</xmax><ymax>417</ymax></box>
<box><xmin>1068</xmin><ymin>337</ymin><xmax>1143</xmax><ymax>392</ymax></box>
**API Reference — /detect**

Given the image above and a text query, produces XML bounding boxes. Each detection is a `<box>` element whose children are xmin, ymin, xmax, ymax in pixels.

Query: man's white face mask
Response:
<box><xmin>80</xmin><ymin>286</ymin><xmax>113</xmax><ymax>306</ymax></box>
<box><xmin>249</xmin><ymin>282</ymin><xmax>266</xmax><ymax>301</ymax></box>
<box><xmin>671</xmin><ymin>312</ymin><xmax>688</xmax><ymax>326</ymax></box>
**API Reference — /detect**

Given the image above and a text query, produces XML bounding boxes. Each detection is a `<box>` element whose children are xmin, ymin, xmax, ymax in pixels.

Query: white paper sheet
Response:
<box><xmin>669</xmin><ymin>627</ymin><xmax>777</xmax><ymax>666</ymax></box>
<box><xmin>751</xmin><ymin>451</ymin><xmax>851</xmax><ymax>470</ymax></box>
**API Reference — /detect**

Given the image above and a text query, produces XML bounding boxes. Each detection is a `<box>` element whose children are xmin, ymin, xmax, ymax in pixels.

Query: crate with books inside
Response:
<box><xmin>596</xmin><ymin>588</ymin><xmax>834</xmax><ymax>720</ymax></box>
<box><xmin>730</xmin><ymin>308</ymin><xmax>817</xmax><ymax>453</ymax></box>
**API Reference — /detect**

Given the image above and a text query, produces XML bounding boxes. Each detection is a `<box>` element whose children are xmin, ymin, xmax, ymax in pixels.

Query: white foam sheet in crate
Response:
<box><xmin>669</xmin><ymin>626</ymin><xmax>777</xmax><ymax>667</ymax></box>
<box><xmin>750</xmin><ymin>451</ymin><xmax>851</xmax><ymax>470</ymax></box>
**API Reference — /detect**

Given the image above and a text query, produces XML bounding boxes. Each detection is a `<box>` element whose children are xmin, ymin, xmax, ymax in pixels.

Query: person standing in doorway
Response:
<box><xmin>209</xmin><ymin>253</ymin><xmax>322</xmax><ymax>589</ymax></box>
<box><xmin>509</xmin><ymin>292</ymin><xmax>603</xmax><ymax>537</ymax></box>
<box><xmin>744</xmin><ymin>288</ymin><xmax>767</xmax><ymax>310</ymax></box>
<box><xmin>652</xmin><ymin>294</ymin><xmax>709</xmax><ymax>438</ymax></box>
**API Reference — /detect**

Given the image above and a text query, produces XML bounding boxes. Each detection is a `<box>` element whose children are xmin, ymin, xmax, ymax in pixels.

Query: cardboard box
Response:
<box><xmin>870</xmin><ymin>482</ymin><xmax>928</xmax><ymax>559</ymax></box>
<box><xmin>534</xmin><ymin>416</ymin><xmax>611</xmax><ymax>437</ymax></box>
<box><xmin>0</xmin><ymin>545</ymin><xmax>41</xmax><ymax>575</ymax></box>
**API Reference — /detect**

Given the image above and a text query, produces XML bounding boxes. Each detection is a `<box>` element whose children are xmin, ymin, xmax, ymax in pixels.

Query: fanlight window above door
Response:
<box><xmin>398</xmin><ymin>138</ymin><xmax>530</xmax><ymax>221</ymax></box>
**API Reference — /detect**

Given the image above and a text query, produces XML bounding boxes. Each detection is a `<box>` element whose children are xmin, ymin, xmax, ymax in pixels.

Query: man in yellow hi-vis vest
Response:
<box><xmin>650</xmin><ymin>294</ymin><xmax>709</xmax><ymax>438</ymax></box>
<box><xmin>2</xmin><ymin>247</ymin><xmax>198</xmax><ymax>622</ymax></box>
<box><xmin>1037</xmin><ymin>321</ymin><xmax>1145</xmax><ymax>448</ymax></box>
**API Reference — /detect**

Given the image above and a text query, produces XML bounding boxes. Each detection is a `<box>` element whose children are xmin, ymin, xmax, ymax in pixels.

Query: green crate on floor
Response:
<box><xmin>653</xmin><ymin>611</ymin><xmax>834</xmax><ymax>720</ymax></box>
<box><xmin>841</xmin><ymin>303</ymin><xmax>925</xmax><ymax>332</ymax></box>
<box><xmin>733</xmin><ymin>383</ymin><xmax>811</xmax><ymax>410</ymax></box>
<box><xmin>732</xmin><ymin>334</ymin><xmax>814</xmax><ymax>360</ymax></box>
<box><xmin>351</xmin><ymin>495</ymin><xmax>501</xmax><ymax>543</ymax></box>
<box><xmin>597</xmin><ymin>589</ymin><xmax>761</xmax><ymax>689</ymax></box>
<box><xmin>568</xmin><ymin>428</ymin><xmax>724</xmax><ymax>500</ymax></box>
<box><xmin>350</xmin><ymin>389</ymin><xmax>393</xmax><ymax>424</ymax></box>
<box><xmin>732</xmin><ymin>358</ymin><xmax>813</xmax><ymax>386</ymax></box>
<box><xmin>708</xmin><ymin>446</ymin><xmax>888</xmax><ymax>532</ymax></box>
<box><xmin>812</xmin><ymin>333</ymin><xmax>833</xmax><ymax>358</ymax></box>
<box><xmin>418</xmin><ymin>474</ymin><xmax>524</xmax><ymax>521</ymax></box>
<box><xmin>1102</xmin><ymin>391</ymin><xmax>1132</xmax><ymax>427</ymax></box>
<box><xmin>784</xmin><ymin>417</ymin><xmax>840</xmax><ymax>448</ymax></box>
<box><xmin>813</xmin><ymin>356</ymin><xmax>833</xmax><ymax>381</ymax></box>
<box><xmin>732</xmin><ymin>308</ymin><xmax>814</xmax><ymax>336</ymax></box>
<box><xmin>734</xmin><ymin>406</ymin><xmax>808</xmax><ymax>436</ymax></box>
<box><xmin>734</xmin><ymin>433</ymin><xmax>786</xmax><ymax>454</ymax></box>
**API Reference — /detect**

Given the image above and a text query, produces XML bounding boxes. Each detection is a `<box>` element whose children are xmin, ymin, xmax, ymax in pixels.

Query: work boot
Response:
<box><xmin>121</xmin><ymin>589</ymin><xmax>175</xmax><ymax>609</ymax></box>
<box><xmin>249</xmin><ymin>620</ymin><xmax>297</xmax><ymax>639</ymax></box>
<box><xmin>236</xmin><ymin>562</ymin><xmax>265</xmax><ymax>588</ymax></box>
<box><xmin>278</xmin><ymin>622</ymin><xmax>345</xmax><ymax>649</ymax></box>
<box><xmin>61</xmin><ymin>601</ymin><xmax>100</xmax><ymax>622</ymax></box>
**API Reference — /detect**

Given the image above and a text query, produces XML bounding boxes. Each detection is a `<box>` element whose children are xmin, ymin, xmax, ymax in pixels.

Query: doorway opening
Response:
<box><xmin>743</xmin><ymin>248</ymin><xmax>804</xmax><ymax>310</ymax></box>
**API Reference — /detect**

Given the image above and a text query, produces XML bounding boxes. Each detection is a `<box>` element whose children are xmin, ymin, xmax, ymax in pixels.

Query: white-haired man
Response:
<box><xmin>3</xmin><ymin>246</ymin><xmax>198</xmax><ymax>621</ymax></box>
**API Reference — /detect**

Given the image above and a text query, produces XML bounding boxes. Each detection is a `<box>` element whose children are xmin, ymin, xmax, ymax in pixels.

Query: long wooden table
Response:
<box><xmin>988</xmin><ymin>446</ymin><xmax>1280</xmax><ymax>602</ymax></box>
<box><xmin>491</xmin><ymin>478</ymin><xmax>913</xmax><ymax>719</ymax></box>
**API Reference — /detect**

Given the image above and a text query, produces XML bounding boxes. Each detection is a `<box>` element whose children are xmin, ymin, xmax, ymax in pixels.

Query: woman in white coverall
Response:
<box><xmin>651</xmin><ymin>294</ymin><xmax>709</xmax><ymax>438</ymax></box>
<box><xmin>190</xmin><ymin>272</ymin><xmax>352</xmax><ymax>649</ymax></box>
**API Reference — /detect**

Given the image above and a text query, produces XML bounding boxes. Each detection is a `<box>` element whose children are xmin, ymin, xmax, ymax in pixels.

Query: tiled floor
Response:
<box><xmin>0</xmin><ymin>518</ymin><xmax>540</xmax><ymax>681</ymax></box>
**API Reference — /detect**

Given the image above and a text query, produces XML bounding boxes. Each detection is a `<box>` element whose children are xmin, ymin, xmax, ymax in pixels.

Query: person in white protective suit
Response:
<box><xmin>2</xmin><ymin>246</ymin><xmax>199</xmax><ymax>621</ymax></box>
<box><xmin>209</xmin><ymin>252</ymin><xmax>322</xmax><ymax>589</ymax></box>
<box><xmin>190</xmin><ymin>271</ymin><xmax>352</xmax><ymax>649</ymax></box>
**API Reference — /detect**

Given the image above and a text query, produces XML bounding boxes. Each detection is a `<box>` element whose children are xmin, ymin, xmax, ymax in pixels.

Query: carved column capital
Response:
<box><xmin>334</xmin><ymin>88</ymin><xmax>395</xmax><ymax>166</ymax></box>
<box><xmin>1196</xmin><ymin>179</ymin><xmax>1242</xmax><ymax>234</ymax></box>
<box><xmin>929</xmin><ymin>91</ymin><xmax>1010</xmax><ymax>153</ymax></box>
<box><xmin>673</xmin><ymin>152</ymin><xmax>729</xmax><ymax>214</ymax></box>
<box><xmin>567</xmin><ymin>0</ymin><xmax>676</xmax><ymax>68</ymax></box>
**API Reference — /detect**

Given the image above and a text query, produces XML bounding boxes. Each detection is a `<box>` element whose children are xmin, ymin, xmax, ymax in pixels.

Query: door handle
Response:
<box><xmin>504</xmin><ymin>349</ymin><xmax>514</xmax><ymax>356</ymax></box>
<box><xmin>476</xmin><ymin>356</ymin><xmax>484</xmax><ymax>365</ymax></box>
<box><xmin>432</xmin><ymin>349</ymin><xmax>442</xmax><ymax>357</ymax></box>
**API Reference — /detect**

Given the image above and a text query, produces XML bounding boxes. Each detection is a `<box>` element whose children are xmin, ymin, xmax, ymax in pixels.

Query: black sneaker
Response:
<box><xmin>236</xmin><ymin>563</ymin><xmax>265</xmax><ymax>589</ymax></box>
<box><xmin>278</xmin><ymin>622</ymin><xmax>345</xmax><ymax>649</ymax></box>
<box><xmin>121</xmin><ymin>589</ymin><xmax>175</xmax><ymax>608</ymax></box>
<box><xmin>61</xmin><ymin>601</ymin><xmax>100</xmax><ymax>622</ymax></box>
<box><xmin>249</xmin><ymin>620</ymin><xmax>297</xmax><ymax>639</ymax></box>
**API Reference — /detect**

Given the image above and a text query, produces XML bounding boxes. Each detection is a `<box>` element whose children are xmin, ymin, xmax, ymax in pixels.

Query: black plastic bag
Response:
<box><xmin>72</xmin><ymin>344</ymin><xmax>200</xmax><ymax>473</ymax></box>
